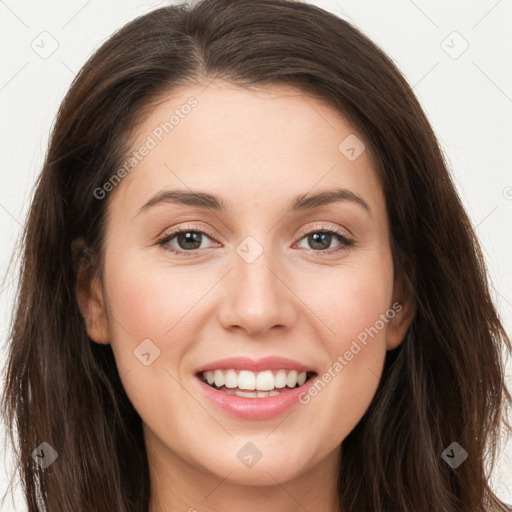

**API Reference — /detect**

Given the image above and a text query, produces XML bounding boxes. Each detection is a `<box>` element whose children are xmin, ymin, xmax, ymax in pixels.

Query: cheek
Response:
<box><xmin>291</xmin><ymin>254</ymin><xmax>393</xmax><ymax>434</ymax></box>
<box><xmin>306</xmin><ymin>271</ymin><xmax>391</xmax><ymax>387</ymax></box>
<box><xmin>101</xmin><ymin>252</ymin><xmax>207</xmax><ymax>434</ymax></box>
<box><xmin>99</xmin><ymin>245</ymin><xmax>215</xmax><ymax>410</ymax></box>
<box><xmin>103</xmin><ymin>247</ymin><xmax>207</xmax><ymax>343</ymax></box>
<box><xmin>297</xmin><ymin>256</ymin><xmax>394</xmax><ymax>354</ymax></box>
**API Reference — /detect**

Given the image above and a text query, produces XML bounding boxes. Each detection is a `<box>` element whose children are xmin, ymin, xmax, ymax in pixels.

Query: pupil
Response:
<box><xmin>178</xmin><ymin>231</ymin><xmax>201</xmax><ymax>250</ymax></box>
<box><xmin>309</xmin><ymin>233</ymin><xmax>331</xmax><ymax>250</ymax></box>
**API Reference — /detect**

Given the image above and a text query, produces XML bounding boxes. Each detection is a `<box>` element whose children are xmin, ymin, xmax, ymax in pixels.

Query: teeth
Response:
<box><xmin>201</xmin><ymin>369</ymin><xmax>309</xmax><ymax>391</ymax></box>
<box><xmin>256</xmin><ymin>370</ymin><xmax>274</xmax><ymax>391</ymax></box>
<box><xmin>224</xmin><ymin>369</ymin><xmax>238</xmax><ymax>388</ymax></box>
<box><xmin>235</xmin><ymin>390</ymin><xmax>258</xmax><ymax>398</ymax></box>
<box><xmin>213</xmin><ymin>369</ymin><xmax>225</xmax><ymax>388</ymax></box>
<box><xmin>286</xmin><ymin>370</ymin><xmax>298</xmax><ymax>388</ymax></box>
<box><xmin>238</xmin><ymin>370</ymin><xmax>256</xmax><ymax>390</ymax></box>
<box><xmin>274</xmin><ymin>369</ymin><xmax>287</xmax><ymax>388</ymax></box>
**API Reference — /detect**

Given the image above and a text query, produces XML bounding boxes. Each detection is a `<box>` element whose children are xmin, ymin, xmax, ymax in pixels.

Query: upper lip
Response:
<box><xmin>195</xmin><ymin>356</ymin><xmax>316</xmax><ymax>374</ymax></box>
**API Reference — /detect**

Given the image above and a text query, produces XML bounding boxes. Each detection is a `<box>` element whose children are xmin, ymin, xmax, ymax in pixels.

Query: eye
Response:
<box><xmin>157</xmin><ymin>223</ymin><xmax>354</xmax><ymax>256</ymax></box>
<box><xmin>295</xmin><ymin>226</ymin><xmax>354</xmax><ymax>254</ymax></box>
<box><xmin>157</xmin><ymin>224</ymin><xmax>219</xmax><ymax>256</ymax></box>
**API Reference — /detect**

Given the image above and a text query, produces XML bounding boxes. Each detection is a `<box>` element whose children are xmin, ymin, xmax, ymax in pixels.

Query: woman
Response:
<box><xmin>2</xmin><ymin>0</ymin><xmax>511</xmax><ymax>510</ymax></box>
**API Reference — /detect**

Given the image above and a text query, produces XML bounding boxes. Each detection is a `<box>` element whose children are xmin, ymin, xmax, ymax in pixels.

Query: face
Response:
<box><xmin>79</xmin><ymin>80</ymin><xmax>412</xmax><ymax>492</ymax></box>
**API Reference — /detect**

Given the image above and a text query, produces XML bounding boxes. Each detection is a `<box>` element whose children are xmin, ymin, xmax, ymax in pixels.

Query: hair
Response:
<box><xmin>2</xmin><ymin>0</ymin><xmax>511</xmax><ymax>510</ymax></box>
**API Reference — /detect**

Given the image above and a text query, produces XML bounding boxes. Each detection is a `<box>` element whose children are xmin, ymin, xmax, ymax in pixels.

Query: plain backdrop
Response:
<box><xmin>1</xmin><ymin>0</ymin><xmax>511</xmax><ymax>509</ymax></box>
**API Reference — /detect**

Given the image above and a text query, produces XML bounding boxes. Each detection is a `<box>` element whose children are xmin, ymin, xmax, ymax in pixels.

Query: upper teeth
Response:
<box><xmin>202</xmin><ymin>369</ymin><xmax>308</xmax><ymax>390</ymax></box>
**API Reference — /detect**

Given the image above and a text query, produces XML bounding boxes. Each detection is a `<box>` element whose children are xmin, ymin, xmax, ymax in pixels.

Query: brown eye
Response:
<box><xmin>305</xmin><ymin>232</ymin><xmax>335</xmax><ymax>251</ymax></box>
<box><xmin>296</xmin><ymin>229</ymin><xmax>353</xmax><ymax>253</ymax></box>
<box><xmin>157</xmin><ymin>226</ymin><xmax>218</xmax><ymax>256</ymax></box>
<box><xmin>172</xmin><ymin>231</ymin><xmax>205</xmax><ymax>251</ymax></box>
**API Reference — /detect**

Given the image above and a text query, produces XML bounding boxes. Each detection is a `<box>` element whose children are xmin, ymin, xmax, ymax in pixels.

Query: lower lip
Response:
<box><xmin>195</xmin><ymin>376</ymin><xmax>317</xmax><ymax>420</ymax></box>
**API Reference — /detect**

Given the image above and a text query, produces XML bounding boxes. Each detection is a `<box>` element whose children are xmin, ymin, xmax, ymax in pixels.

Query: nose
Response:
<box><xmin>216</xmin><ymin>244</ymin><xmax>298</xmax><ymax>337</ymax></box>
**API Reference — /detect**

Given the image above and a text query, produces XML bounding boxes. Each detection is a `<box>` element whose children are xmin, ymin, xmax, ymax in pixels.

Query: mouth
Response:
<box><xmin>197</xmin><ymin>369</ymin><xmax>318</xmax><ymax>398</ymax></box>
<box><xmin>194</xmin><ymin>356</ymin><xmax>319</xmax><ymax>419</ymax></box>
<box><xmin>197</xmin><ymin>368</ymin><xmax>316</xmax><ymax>398</ymax></box>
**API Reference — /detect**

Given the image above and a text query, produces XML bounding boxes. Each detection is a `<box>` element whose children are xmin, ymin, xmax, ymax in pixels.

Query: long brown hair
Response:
<box><xmin>2</xmin><ymin>0</ymin><xmax>511</xmax><ymax>510</ymax></box>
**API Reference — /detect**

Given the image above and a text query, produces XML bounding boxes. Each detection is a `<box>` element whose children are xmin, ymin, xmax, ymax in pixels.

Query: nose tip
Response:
<box><xmin>216</xmin><ymin>255</ymin><xmax>298</xmax><ymax>336</ymax></box>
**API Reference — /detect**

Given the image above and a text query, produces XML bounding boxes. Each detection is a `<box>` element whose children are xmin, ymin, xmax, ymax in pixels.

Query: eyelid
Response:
<box><xmin>294</xmin><ymin>221</ymin><xmax>354</xmax><ymax>242</ymax></box>
<box><xmin>159</xmin><ymin>222</ymin><xmax>218</xmax><ymax>241</ymax></box>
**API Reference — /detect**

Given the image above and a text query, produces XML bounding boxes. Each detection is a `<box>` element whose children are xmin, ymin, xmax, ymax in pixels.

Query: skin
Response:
<box><xmin>77</xmin><ymin>80</ymin><xmax>414</xmax><ymax>512</ymax></box>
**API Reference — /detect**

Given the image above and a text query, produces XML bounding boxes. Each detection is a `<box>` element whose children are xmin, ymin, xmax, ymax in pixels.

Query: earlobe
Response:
<box><xmin>72</xmin><ymin>238</ymin><xmax>110</xmax><ymax>345</ymax></box>
<box><xmin>386</xmin><ymin>274</ymin><xmax>415</xmax><ymax>351</ymax></box>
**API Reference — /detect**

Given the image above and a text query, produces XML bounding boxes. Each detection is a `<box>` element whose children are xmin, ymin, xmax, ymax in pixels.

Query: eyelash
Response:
<box><xmin>156</xmin><ymin>223</ymin><xmax>354</xmax><ymax>257</ymax></box>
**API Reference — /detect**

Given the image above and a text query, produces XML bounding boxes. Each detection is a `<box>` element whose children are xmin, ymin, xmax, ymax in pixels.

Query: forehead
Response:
<box><xmin>108</xmin><ymin>80</ymin><xmax>384</xmax><ymax>218</ymax></box>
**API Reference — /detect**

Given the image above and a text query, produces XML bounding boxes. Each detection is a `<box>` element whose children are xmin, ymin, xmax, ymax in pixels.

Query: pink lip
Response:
<box><xmin>194</xmin><ymin>356</ymin><xmax>315</xmax><ymax>374</ymax></box>
<box><xmin>195</xmin><ymin>375</ymin><xmax>318</xmax><ymax>420</ymax></box>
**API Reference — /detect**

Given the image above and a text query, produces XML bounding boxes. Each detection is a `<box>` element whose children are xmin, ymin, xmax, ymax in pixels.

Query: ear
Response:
<box><xmin>72</xmin><ymin>237</ymin><xmax>110</xmax><ymax>344</ymax></box>
<box><xmin>386</xmin><ymin>271</ymin><xmax>415</xmax><ymax>351</ymax></box>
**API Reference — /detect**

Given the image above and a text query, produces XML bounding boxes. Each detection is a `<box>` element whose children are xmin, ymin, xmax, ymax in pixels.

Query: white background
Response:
<box><xmin>1</xmin><ymin>0</ymin><xmax>511</xmax><ymax>509</ymax></box>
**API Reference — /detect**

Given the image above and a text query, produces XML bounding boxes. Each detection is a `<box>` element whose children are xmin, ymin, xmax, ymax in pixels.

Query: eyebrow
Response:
<box><xmin>137</xmin><ymin>187</ymin><xmax>371</xmax><ymax>216</ymax></box>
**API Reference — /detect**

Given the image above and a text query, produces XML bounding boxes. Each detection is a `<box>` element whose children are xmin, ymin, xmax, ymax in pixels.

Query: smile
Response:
<box><xmin>194</xmin><ymin>356</ymin><xmax>319</xmax><ymax>419</ymax></box>
<box><xmin>199</xmin><ymin>369</ymin><xmax>315</xmax><ymax>398</ymax></box>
